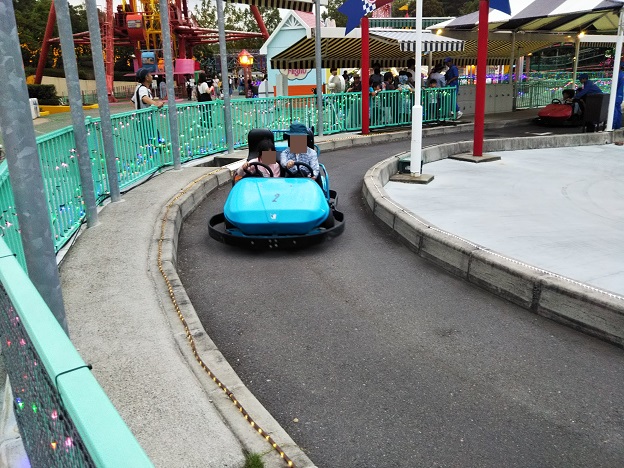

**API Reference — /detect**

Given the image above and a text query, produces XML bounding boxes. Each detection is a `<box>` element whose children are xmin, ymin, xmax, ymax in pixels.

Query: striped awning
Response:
<box><xmin>226</xmin><ymin>0</ymin><xmax>326</xmax><ymax>13</ymax></box>
<box><xmin>271</xmin><ymin>36</ymin><xmax>413</xmax><ymax>69</ymax></box>
<box><xmin>271</xmin><ymin>30</ymin><xmax>466</xmax><ymax>69</ymax></box>
<box><xmin>439</xmin><ymin>0</ymin><xmax>624</xmax><ymax>33</ymax></box>
<box><xmin>371</xmin><ymin>30</ymin><xmax>465</xmax><ymax>53</ymax></box>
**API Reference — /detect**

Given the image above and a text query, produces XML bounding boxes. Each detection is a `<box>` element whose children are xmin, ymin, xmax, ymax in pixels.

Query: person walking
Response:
<box><xmin>444</xmin><ymin>57</ymin><xmax>462</xmax><ymax>119</ymax></box>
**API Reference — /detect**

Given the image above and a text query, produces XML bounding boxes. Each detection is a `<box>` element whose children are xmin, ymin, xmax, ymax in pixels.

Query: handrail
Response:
<box><xmin>0</xmin><ymin>237</ymin><xmax>152</xmax><ymax>467</ymax></box>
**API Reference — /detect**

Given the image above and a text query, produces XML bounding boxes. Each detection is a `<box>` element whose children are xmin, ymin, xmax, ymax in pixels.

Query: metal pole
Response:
<box><xmin>362</xmin><ymin>17</ymin><xmax>370</xmax><ymax>134</ymax></box>
<box><xmin>315</xmin><ymin>0</ymin><xmax>324</xmax><ymax>136</ymax></box>
<box><xmin>0</xmin><ymin>0</ymin><xmax>68</xmax><ymax>333</ymax></box>
<box><xmin>410</xmin><ymin>0</ymin><xmax>423</xmax><ymax>175</ymax></box>
<box><xmin>85</xmin><ymin>0</ymin><xmax>121</xmax><ymax>201</ymax></box>
<box><xmin>572</xmin><ymin>34</ymin><xmax>580</xmax><ymax>84</ymax></box>
<box><xmin>54</xmin><ymin>0</ymin><xmax>99</xmax><ymax>227</ymax></box>
<box><xmin>473</xmin><ymin>0</ymin><xmax>489</xmax><ymax>157</ymax></box>
<box><xmin>217</xmin><ymin>0</ymin><xmax>234</xmax><ymax>153</ymax></box>
<box><xmin>159</xmin><ymin>0</ymin><xmax>182</xmax><ymax>167</ymax></box>
<box><xmin>509</xmin><ymin>31</ymin><xmax>516</xmax><ymax>110</ymax></box>
<box><xmin>607</xmin><ymin>10</ymin><xmax>624</xmax><ymax>131</ymax></box>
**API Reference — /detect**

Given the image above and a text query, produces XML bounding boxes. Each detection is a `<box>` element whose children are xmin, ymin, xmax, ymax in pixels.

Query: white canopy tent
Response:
<box><xmin>433</xmin><ymin>0</ymin><xmax>624</xmax><ymax>130</ymax></box>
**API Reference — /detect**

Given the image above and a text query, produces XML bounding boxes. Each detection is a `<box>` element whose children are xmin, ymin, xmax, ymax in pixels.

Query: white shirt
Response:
<box><xmin>131</xmin><ymin>84</ymin><xmax>152</xmax><ymax>109</ymax></box>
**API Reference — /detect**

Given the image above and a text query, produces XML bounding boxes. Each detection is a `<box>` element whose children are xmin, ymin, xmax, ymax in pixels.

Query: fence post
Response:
<box><xmin>54</xmin><ymin>0</ymin><xmax>98</xmax><ymax>228</ymax></box>
<box><xmin>0</xmin><ymin>0</ymin><xmax>68</xmax><ymax>333</ymax></box>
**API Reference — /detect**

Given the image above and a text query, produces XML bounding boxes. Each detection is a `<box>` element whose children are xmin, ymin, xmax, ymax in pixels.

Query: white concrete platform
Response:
<box><xmin>385</xmin><ymin>145</ymin><xmax>624</xmax><ymax>297</ymax></box>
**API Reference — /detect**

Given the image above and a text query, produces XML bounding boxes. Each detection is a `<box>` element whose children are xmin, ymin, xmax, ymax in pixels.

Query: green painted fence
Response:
<box><xmin>0</xmin><ymin>89</ymin><xmax>458</xmax><ymax>268</ymax></box>
<box><xmin>0</xmin><ymin>238</ymin><xmax>152</xmax><ymax>467</ymax></box>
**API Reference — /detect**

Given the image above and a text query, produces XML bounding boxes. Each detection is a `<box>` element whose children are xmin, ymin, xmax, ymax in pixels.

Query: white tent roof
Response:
<box><xmin>439</xmin><ymin>0</ymin><xmax>624</xmax><ymax>32</ymax></box>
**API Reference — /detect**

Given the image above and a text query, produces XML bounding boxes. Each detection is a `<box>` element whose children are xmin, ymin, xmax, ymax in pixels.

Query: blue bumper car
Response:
<box><xmin>209</xmin><ymin>161</ymin><xmax>345</xmax><ymax>249</ymax></box>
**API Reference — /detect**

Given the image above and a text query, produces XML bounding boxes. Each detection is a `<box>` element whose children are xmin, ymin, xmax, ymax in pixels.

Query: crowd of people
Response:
<box><xmin>328</xmin><ymin>57</ymin><xmax>463</xmax><ymax>121</ymax></box>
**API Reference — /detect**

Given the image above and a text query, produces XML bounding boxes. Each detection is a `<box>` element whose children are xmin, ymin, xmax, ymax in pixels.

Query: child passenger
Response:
<box><xmin>562</xmin><ymin>89</ymin><xmax>582</xmax><ymax>116</ymax></box>
<box><xmin>236</xmin><ymin>139</ymin><xmax>281</xmax><ymax>178</ymax></box>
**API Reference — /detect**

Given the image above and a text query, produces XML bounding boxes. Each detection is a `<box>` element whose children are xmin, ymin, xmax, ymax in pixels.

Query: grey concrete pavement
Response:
<box><xmin>55</xmin><ymin>108</ymin><xmax>624</xmax><ymax>467</ymax></box>
<box><xmin>385</xmin><ymin>145</ymin><xmax>624</xmax><ymax>296</ymax></box>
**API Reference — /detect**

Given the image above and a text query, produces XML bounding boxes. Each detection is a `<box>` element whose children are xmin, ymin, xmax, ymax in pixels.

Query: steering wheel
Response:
<box><xmin>244</xmin><ymin>161</ymin><xmax>274</xmax><ymax>177</ymax></box>
<box><xmin>287</xmin><ymin>161</ymin><xmax>315</xmax><ymax>178</ymax></box>
<box><xmin>551</xmin><ymin>99</ymin><xmax>562</xmax><ymax>104</ymax></box>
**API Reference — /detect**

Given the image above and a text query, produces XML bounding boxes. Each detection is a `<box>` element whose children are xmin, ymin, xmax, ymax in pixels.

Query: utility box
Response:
<box><xmin>29</xmin><ymin>98</ymin><xmax>40</xmax><ymax>119</ymax></box>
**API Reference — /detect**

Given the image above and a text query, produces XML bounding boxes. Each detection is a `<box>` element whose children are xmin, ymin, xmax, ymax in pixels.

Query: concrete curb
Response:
<box><xmin>362</xmin><ymin>133</ymin><xmax>624</xmax><ymax>349</ymax></box>
<box><xmin>150</xmin><ymin>165</ymin><xmax>316</xmax><ymax>468</ymax></box>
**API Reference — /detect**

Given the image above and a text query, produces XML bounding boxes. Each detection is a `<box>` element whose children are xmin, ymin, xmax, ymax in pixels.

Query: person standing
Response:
<box><xmin>159</xmin><ymin>76</ymin><xmax>167</xmax><ymax>100</ymax></box>
<box><xmin>575</xmin><ymin>73</ymin><xmax>603</xmax><ymax>99</ymax></box>
<box><xmin>428</xmin><ymin>63</ymin><xmax>446</xmax><ymax>88</ymax></box>
<box><xmin>444</xmin><ymin>57</ymin><xmax>462</xmax><ymax>119</ymax></box>
<box><xmin>151</xmin><ymin>75</ymin><xmax>158</xmax><ymax>98</ymax></box>
<box><xmin>186</xmin><ymin>74</ymin><xmax>195</xmax><ymax>100</ymax></box>
<box><xmin>369</xmin><ymin>64</ymin><xmax>383</xmax><ymax>90</ymax></box>
<box><xmin>346</xmin><ymin>74</ymin><xmax>362</xmax><ymax>93</ymax></box>
<box><xmin>131</xmin><ymin>68</ymin><xmax>164</xmax><ymax>110</ymax></box>
<box><xmin>614</xmin><ymin>66</ymin><xmax>624</xmax><ymax>130</ymax></box>
<box><xmin>327</xmin><ymin>68</ymin><xmax>345</xmax><ymax>93</ymax></box>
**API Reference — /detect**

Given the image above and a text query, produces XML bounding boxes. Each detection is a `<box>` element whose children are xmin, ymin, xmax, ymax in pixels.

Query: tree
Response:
<box><xmin>193</xmin><ymin>1</ymin><xmax>281</xmax><ymax>56</ymax></box>
<box><xmin>321</xmin><ymin>0</ymin><xmax>347</xmax><ymax>28</ymax></box>
<box><xmin>15</xmin><ymin>0</ymin><xmax>90</xmax><ymax>69</ymax></box>
<box><xmin>459</xmin><ymin>1</ymin><xmax>479</xmax><ymax>15</ymax></box>
<box><xmin>392</xmin><ymin>0</ymin><xmax>445</xmax><ymax>17</ymax></box>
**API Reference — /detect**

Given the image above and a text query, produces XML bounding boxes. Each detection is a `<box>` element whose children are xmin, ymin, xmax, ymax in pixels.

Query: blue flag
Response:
<box><xmin>338</xmin><ymin>0</ymin><xmax>394</xmax><ymax>35</ymax></box>
<box><xmin>490</xmin><ymin>0</ymin><xmax>511</xmax><ymax>15</ymax></box>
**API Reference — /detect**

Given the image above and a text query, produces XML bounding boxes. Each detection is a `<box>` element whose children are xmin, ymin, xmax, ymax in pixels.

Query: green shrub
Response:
<box><xmin>27</xmin><ymin>84</ymin><xmax>60</xmax><ymax>105</ymax></box>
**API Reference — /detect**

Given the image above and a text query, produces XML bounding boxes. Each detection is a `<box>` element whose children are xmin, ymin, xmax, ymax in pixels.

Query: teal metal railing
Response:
<box><xmin>0</xmin><ymin>237</ymin><xmax>152</xmax><ymax>467</ymax></box>
<box><xmin>0</xmin><ymin>90</ymin><xmax>459</xmax><ymax>267</ymax></box>
<box><xmin>1</xmin><ymin>80</ymin><xmax>609</xmax><ymax>267</ymax></box>
<box><xmin>515</xmin><ymin>78</ymin><xmax>612</xmax><ymax>109</ymax></box>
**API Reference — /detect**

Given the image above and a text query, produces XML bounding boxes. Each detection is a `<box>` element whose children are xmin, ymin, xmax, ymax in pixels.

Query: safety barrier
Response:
<box><xmin>516</xmin><ymin>78</ymin><xmax>612</xmax><ymax>109</ymax></box>
<box><xmin>0</xmin><ymin>237</ymin><xmax>152</xmax><ymax>467</ymax></box>
<box><xmin>1</xmin><ymin>90</ymin><xmax>459</xmax><ymax>268</ymax></box>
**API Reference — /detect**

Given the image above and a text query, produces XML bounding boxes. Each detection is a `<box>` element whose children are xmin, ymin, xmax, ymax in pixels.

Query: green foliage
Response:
<box><xmin>27</xmin><ymin>84</ymin><xmax>59</xmax><ymax>105</ymax></box>
<box><xmin>392</xmin><ymin>0</ymin><xmax>445</xmax><ymax>17</ymax></box>
<box><xmin>192</xmin><ymin>0</ymin><xmax>281</xmax><ymax>51</ymax></box>
<box><xmin>242</xmin><ymin>452</ymin><xmax>264</xmax><ymax>468</ymax></box>
<box><xmin>321</xmin><ymin>0</ymin><xmax>347</xmax><ymax>28</ymax></box>
<box><xmin>14</xmin><ymin>0</ymin><xmax>89</xmax><ymax>68</ymax></box>
<box><xmin>459</xmin><ymin>0</ymin><xmax>480</xmax><ymax>15</ymax></box>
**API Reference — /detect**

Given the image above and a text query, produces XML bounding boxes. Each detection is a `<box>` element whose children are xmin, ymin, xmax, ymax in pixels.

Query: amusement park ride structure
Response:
<box><xmin>34</xmin><ymin>0</ymin><xmax>268</xmax><ymax>100</ymax></box>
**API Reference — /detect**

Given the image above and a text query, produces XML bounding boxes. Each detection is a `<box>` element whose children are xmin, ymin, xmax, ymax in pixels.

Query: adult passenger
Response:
<box><xmin>279</xmin><ymin>123</ymin><xmax>319</xmax><ymax>179</ymax></box>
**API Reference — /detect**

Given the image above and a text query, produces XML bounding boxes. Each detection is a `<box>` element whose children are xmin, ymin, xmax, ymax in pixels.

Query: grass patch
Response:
<box><xmin>243</xmin><ymin>452</ymin><xmax>264</xmax><ymax>468</ymax></box>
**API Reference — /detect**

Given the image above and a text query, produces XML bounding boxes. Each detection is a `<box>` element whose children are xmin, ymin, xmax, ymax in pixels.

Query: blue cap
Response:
<box><xmin>443</xmin><ymin>57</ymin><xmax>452</xmax><ymax>63</ymax></box>
<box><xmin>579</xmin><ymin>73</ymin><xmax>589</xmax><ymax>80</ymax></box>
<box><xmin>285</xmin><ymin>122</ymin><xmax>309</xmax><ymax>136</ymax></box>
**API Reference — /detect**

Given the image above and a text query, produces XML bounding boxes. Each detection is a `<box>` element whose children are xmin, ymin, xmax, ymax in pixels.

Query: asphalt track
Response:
<box><xmin>177</xmin><ymin>128</ymin><xmax>624</xmax><ymax>467</ymax></box>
